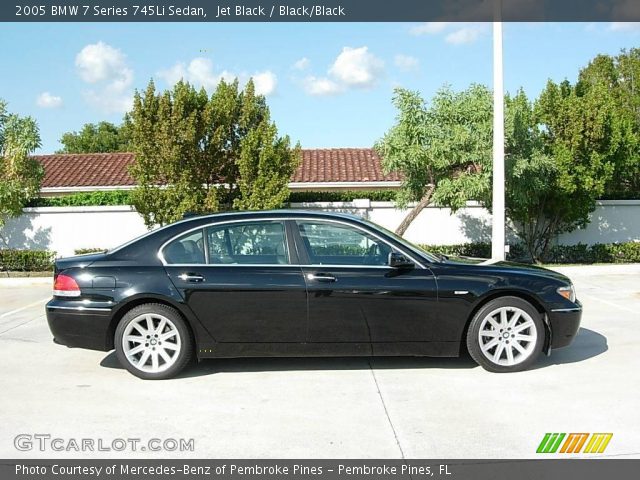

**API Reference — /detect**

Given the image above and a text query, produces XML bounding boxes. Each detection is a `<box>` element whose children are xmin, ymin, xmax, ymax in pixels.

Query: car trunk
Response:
<box><xmin>54</xmin><ymin>252</ymin><xmax>108</xmax><ymax>273</ymax></box>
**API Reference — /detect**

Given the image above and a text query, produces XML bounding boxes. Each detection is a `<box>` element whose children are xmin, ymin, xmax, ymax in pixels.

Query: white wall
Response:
<box><xmin>295</xmin><ymin>200</ymin><xmax>518</xmax><ymax>246</ymax></box>
<box><xmin>2</xmin><ymin>200</ymin><xmax>639</xmax><ymax>257</ymax></box>
<box><xmin>2</xmin><ymin>206</ymin><xmax>148</xmax><ymax>257</ymax></box>
<box><xmin>557</xmin><ymin>200</ymin><xmax>640</xmax><ymax>245</ymax></box>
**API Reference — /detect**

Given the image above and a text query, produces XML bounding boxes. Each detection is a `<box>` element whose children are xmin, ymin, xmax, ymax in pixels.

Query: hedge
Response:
<box><xmin>28</xmin><ymin>190</ymin><xmax>132</xmax><ymax>207</ymax></box>
<box><xmin>0</xmin><ymin>249</ymin><xmax>55</xmax><ymax>272</ymax></box>
<box><xmin>600</xmin><ymin>191</ymin><xmax>640</xmax><ymax>200</ymax></box>
<box><xmin>28</xmin><ymin>189</ymin><xmax>399</xmax><ymax>208</ymax></box>
<box><xmin>29</xmin><ymin>189</ymin><xmax>639</xmax><ymax>208</ymax></box>
<box><xmin>288</xmin><ymin>190</ymin><xmax>398</xmax><ymax>203</ymax></box>
<box><xmin>543</xmin><ymin>242</ymin><xmax>640</xmax><ymax>264</ymax></box>
<box><xmin>2</xmin><ymin>241</ymin><xmax>639</xmax><ymax>272</ymax></box>
<box><xmin>74</xmin><ymin>248</ymin><xmax>107</xmax><ymax>255</ymax></box>
<box><xmin>420</xmin><ymin>242</ymin><xmax>640</xmax><ymax>264</ymax></box>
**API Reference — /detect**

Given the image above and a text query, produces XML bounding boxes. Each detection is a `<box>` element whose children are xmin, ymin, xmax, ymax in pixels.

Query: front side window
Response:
<box><xmin>162</xmin><ymin>230</ymin><xmax>205</xmax><ymax>264</ymax></box>
<box><xmin>297</xmin><ymin>221</ymin><xmax>394</xmax><ymax>266</ymax></box>
<box><xmin>206</xmin><ymin>221</ymin><xmax>288</xmax><ymax>265</ymax></box>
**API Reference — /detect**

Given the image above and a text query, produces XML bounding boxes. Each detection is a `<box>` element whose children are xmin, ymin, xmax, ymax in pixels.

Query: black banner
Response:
<box><xmin>3</xmin><ymin>0</ymin><xmax>640</xmax><ymax>23</ymax></box>
<box><xmin>2</xmin><ymin>459</ymin><xmax>640</xmax><ymax>480</ymax></box>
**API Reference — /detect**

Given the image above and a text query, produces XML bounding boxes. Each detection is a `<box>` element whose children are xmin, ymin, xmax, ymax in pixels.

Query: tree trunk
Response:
<box><xmin>395</xmin><ymin>186</ymin><xmax>435</xmax><ymax>236</ymax></box>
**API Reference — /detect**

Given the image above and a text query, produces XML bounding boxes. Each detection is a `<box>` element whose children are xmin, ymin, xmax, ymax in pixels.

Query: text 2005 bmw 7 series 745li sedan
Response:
<box><xmin>46</xmin><ymin>210</ymin><xmax>582</xmax><ymax>379</ymax></box>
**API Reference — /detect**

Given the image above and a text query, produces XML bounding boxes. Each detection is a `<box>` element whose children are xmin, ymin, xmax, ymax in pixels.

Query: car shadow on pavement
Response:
<box><xmin>178</xmin><ymin>355</ymin><xmax>480</xmax><ymax>378</ymax></box>
<box><xmin>532</xmin><ymin>327</ymin><xmax>608</xmax><ymax>369</ymax></box>
<box><xmin>99</xmin><ymin>327</ymin><xmax>607</xmax><ymax>378</ymax></box>
<box><xmin>100</xmin><ymin>352</ymin><xmax>478</xmax><ymax>378</ymax></box>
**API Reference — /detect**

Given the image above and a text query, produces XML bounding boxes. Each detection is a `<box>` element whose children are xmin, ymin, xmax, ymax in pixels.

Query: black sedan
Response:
<box><xmin>46</xmin><ymin>210</ymin><xmax>582</xmax><ymax>379</ymax></box>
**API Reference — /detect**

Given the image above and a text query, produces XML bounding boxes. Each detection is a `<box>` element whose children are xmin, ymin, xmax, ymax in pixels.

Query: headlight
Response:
<box><xmin>557</xmin><ymin>284</ymin><xmax>576</xmax><ymax>302</ymax></box>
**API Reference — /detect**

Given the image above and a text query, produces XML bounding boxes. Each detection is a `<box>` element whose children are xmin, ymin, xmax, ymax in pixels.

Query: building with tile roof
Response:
<box><xmin>34</xmin><ymin>148</ymin><xmax>402</xmax><ymax>195</ymax></box>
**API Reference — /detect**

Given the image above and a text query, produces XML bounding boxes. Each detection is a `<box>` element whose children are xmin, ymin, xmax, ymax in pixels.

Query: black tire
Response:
<box><xmin>466</xmin><ymin>296</ymin><xmax>544</xmax><ymax>373</ymax></box>
<box><xmin>114</xmin><ymin>303</ymin><xmax>194</xmax><ymax>380</ymax></box>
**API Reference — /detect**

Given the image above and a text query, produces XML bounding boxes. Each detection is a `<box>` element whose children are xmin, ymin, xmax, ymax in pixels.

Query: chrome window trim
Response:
<box><xmin>159</xmin><ymin>219</ymin><xmax>290</xmax><ymax>267</ymax></box>
<box><xmin>160</xmin><ymin>263</ymin><xmax>398</xmax><ymax>269</ymax></box>
<box><xmin>158</xmin><ymin>217</ymin><xmax>426</xmax><ymax>269</ymax></box>
<box><xmin>109</xmin><ymin>210</ymin><xmax>257</xmax><ymax>255</ymax></box>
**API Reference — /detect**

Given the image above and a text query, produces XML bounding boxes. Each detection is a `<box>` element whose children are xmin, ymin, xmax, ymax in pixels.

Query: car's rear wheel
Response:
<box><xmin>467</xmin><ymin>296</ymin><xmax>544</xmax><ymax>373</ymax></box>
<box><xmin>114</xmin><ymin>303</ymin><xmax>193</xmax><ymax>379</ymax></box>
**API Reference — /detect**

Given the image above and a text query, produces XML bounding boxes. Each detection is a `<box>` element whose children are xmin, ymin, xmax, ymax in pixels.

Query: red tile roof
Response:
<box><xmin>35</xmin><ymin>148</ymin><xmax>401</xmax><ymax>189</ymax></box>
<box><xmin>293</xmin><ymin>148</ymin><xmax>401</xmax><ymax>183</ymax></box>
<box><xmin>35</xmin><ymin>153</ymin><xmax>136</xmax><ymax>189</ymax></box>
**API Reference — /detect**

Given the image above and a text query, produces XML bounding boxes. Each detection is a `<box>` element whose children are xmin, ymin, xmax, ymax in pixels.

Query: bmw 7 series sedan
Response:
<box><xmin>46</xmin><ymin>210</ymin><xmax>582</xmax><ymax>379</ymax></box>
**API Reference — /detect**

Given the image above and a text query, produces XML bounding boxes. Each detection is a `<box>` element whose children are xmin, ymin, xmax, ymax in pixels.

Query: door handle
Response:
<box><xmin>307</xmin><ymin>273</ymin><xmax>337</xmax><ymax>283</ymax></box>
<box><xmin>179</xmin><ymin>273</ymin><xmax>205</xmax><ymax>283</ymax></box>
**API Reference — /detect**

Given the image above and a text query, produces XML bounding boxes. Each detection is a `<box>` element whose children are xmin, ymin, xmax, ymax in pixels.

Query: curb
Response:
<box><xmin>549</xmin><ymin>263</ymin><xmax>640</xmax><ymax>276</ymax></box>
<box><xmin>0</xmin><ymin>277</ymin><xmax>52</xmax><ymax>286</ymax></box>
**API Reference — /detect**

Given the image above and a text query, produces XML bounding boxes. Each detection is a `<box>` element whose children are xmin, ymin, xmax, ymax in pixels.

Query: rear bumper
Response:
<box><xmin>548</xmin><ymin>304</ymin><xmax>582</xmax><ymax>349</ymax></box>
<box><xmin>46</xmin><ymin>300</ymin><xmax>113</xmax><ymax>351</ymax></box>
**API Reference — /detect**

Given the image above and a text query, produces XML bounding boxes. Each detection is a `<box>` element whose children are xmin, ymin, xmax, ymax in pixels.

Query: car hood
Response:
<box><xmin>443</xmin><ymin>257</ymin><xmax>571</xmax><ymax>283</ymax></box>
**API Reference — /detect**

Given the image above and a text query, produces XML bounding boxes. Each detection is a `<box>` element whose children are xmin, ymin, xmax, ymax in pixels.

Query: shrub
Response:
<box><xmin>421</xmin><ymin>243</ymin><xmax>492</xmax><ymax>258</ymax></box>
<box><xmin>419</xmin><ymin>241</ymin><xmax>640</xmax><ymax>264</ymax></box>
<box><xmin>29</xmin><ymin>189</ymin><xmax>400</xmax><ymax>208</ymax></box>
<box><xmin>28</xmin><ymin>189</ymin><xmax>634</xmax><ymax>208</ymax></box>
<box><xmin>28</xmin><ymin>190</ymin><xmax>132</xmax><ymax>207</ymax></box>
<box><xmin>0</xmin><ymin>249</ymin><xmax>55</xmax><ymax>271</ymax></box>
<box><xmin>74</xmin><ymin>248</ymin><xmax>107</xmax><ymax>255</ymax></box>
<box><xmin>288</xmin><ymin>190</ymin><xmax>398</xmax><ymax>203</ymax></box>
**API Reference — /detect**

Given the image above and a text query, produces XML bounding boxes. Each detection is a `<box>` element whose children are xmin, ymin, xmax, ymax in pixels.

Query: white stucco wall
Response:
<box><xmin>556</xmin><ymin>200</ymin><xmax>640</xmax><ymax>245</ymax></box>
<box><xmin>2</xmin><ymin>206</ymin><xmax>149</xmax><ymax>257</ymax></box>
<box><xmin>295</xmin><ymin>200</ymin><xmax>517</xmax><ymax>246</ymax></box>
<box><xmin>1</xmin><ymin>200</ymin><xmax>638</xmax><ymax>257</ymax></box>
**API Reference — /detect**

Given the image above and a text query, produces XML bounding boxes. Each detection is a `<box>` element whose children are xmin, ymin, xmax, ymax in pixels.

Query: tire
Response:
<box><xmin>466</xmin><ymin>296</ymin><xmax>544</xmax><ymax>373</ymax></box>
<box><xmin>114</xmin><ymin>303</ymin><xmax>193</xmax><ymax>380</ymax></box>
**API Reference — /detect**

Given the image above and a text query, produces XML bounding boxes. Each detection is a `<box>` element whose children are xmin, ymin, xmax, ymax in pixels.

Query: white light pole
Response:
<box><xmin>492</xmin><ymin>0</ymin><xmax>506</xmax><ymax>260</ymax></box>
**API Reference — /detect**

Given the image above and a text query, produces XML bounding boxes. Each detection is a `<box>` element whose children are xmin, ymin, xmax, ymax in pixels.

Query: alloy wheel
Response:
<box><xmin>122</xmin><ymin>313</ymin><xmax>182</xmax><ymax>373</ymax></box>
<box><xmin>477</xmin><ymin>306</ymin><xmax>538</xmax><ymax>367</ymax></box>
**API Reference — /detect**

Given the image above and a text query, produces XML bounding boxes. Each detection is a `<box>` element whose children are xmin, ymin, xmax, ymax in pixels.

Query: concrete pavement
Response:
<box><xmin>0</xmin><ymin>266</ymin><xmax>638</xmax><ymax>459</ymax></box>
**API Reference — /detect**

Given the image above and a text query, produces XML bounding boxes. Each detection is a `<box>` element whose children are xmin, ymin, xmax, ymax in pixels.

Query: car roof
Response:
<box><xmin>108</xmin><ymin>209</ymin><xmax>366</xmax><ymax>256</ymax></box>
<box><xmin>181</xmin><ymin>209</ymin><xmax>364</xmax><ymax>224</ymax></box>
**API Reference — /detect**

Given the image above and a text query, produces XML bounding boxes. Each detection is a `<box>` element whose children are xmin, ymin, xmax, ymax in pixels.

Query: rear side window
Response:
<box><xmin>162</xmin><ymin>230</ymin><xmax>205</xmax><ymax>264</ymax></box>
<box><xmin>206</xmin><ymin>221</ymin><xmax>288</xmax><ymax>265</ymax></box>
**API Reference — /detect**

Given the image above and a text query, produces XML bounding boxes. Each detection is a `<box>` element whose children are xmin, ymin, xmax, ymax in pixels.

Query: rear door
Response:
<box><xmin>292</xmin><ymin>219</ymin><xmax>439</xmax><ymax>345</ymax></box>
<box><xmin>162</xmin><ymin>220</ymin><xmax>307</xmax><ymax>343</ymax></box>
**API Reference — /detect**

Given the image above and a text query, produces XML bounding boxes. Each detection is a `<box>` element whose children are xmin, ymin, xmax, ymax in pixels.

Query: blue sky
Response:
<box><xmin>1</xmin><ymin>22</ymin><xmax>639</xmax><ymax>153</ymax></box>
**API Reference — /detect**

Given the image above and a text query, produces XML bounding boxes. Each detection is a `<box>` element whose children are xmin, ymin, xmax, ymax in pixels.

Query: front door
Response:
<box><xmin>292</xmin><ymin>219</ymin><xmax>438</xmax><ymax>345</ymax></box>
<box><xmin>163</xmin><ymin>220</ymin><xmax>307</xmax><ymax>343</ymax></box>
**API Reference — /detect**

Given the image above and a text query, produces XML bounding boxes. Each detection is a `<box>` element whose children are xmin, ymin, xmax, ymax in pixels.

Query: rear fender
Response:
<box><xmin>107</xmin><ymin>292</ymin><xmax>215</xmax><ymax>350</ymax></box>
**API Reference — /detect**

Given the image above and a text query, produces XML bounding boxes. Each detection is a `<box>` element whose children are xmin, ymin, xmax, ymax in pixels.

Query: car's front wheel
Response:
<box><xmin>467</xmin><ymin>296</ymin><xmax>544</xmax><ymax>373</ymax></box>
<box><xmin>115</xmin><ymin>303</ymin><xmax>193</xmax><ymax>379</ymax></box>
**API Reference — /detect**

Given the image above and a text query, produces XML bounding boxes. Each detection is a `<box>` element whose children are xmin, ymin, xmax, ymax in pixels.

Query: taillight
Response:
<box><xmin>53</xmin><ymin>273</ymin><xmax>81</xmax><ymax>297</ymax></box>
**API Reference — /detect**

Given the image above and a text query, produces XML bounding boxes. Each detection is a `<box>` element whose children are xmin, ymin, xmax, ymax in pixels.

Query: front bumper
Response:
<box><xmin>548</xmin><ymin>303</ymin><xmax>582</xmax><ymax>349</ymax></box>
<box><xmin>46</xmin><ymin>299</ymin><xmax>114</xmax><ymax>351</ymax></box>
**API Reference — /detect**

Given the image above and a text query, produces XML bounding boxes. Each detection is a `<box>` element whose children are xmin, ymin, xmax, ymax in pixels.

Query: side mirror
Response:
<box><xmin>388</xmin><ymin>252</ymin><xmax>414</xmax><ymax>269</ymax></box>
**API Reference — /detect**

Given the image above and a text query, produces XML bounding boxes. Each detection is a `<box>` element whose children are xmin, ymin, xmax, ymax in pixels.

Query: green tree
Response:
<box><xmin>504</xmin><ymin>80</ymin><xmax>622</xmax><ymax>262</ymax></box>
<box><xmin>234</xmin><ymin>120</ymin><xmax>300</xmax><ymax>210</ymax></box>
<box><xmin>0</xmin><ymin>100</ymin><xmax>43</xmax><ymax>233</ymax></box>
<box><xmin>577</xmin><ymin>49</ymin><xmax>640</xmax><ymax>197</ymax></box>
<box><xmin>57</xmin><ymin>121</ymin><xmax>132</xmax><ymax>153</ymax></box>
<box><xmin>129</xmin><ymin>79</ymin><xmax>299</xmax><ymax>227</ymax></box>
<box><xmin>504</xmin><ymin>89</ymin><xmax>561</xmax><ymax>261</ymax></box>
<box><xmin>374</xmin><ymin>85</ymin><xmax>493</xmax><ymax>236</ymax></box>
